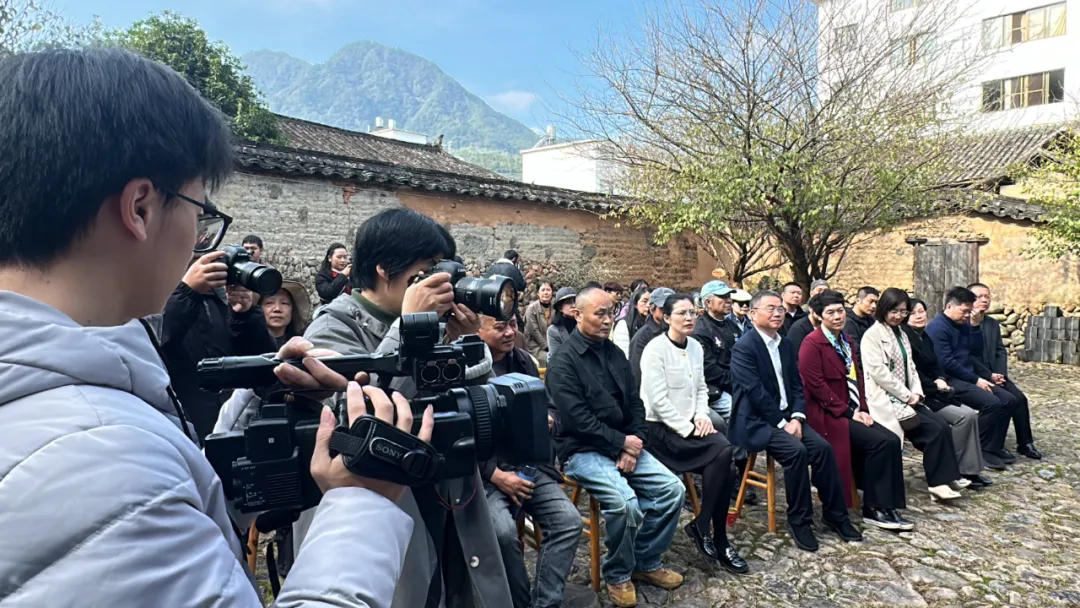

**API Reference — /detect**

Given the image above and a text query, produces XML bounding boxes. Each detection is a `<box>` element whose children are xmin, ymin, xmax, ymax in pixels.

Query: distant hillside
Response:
<box><xmin>243</xmin><ymin>42</ymin><xmax>537</xmax><ymax>178</ymax></box>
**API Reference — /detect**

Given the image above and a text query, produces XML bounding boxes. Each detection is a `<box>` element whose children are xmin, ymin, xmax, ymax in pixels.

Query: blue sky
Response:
<box><xmin>48</xmin><ymin>0</ymin><xmax>648</xmax><ymax>131</ymax></box>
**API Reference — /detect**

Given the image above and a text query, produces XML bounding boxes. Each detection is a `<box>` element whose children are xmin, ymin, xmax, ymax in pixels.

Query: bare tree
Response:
<box><xmin>561</xmin><ymin>0</ymin><xmax>986</xmax><ymax>288</ymax></box>
<box><xmin>1</xmin><ymin>0</ymin><xmax>97</xmax><ymax>58</ymax></box>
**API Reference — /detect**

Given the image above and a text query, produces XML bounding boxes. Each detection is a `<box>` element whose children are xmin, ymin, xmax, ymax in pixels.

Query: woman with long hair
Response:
<box><xmin>524</xmin><ymin>281</ymin><xmax>554</xmax><ymax>365</ymax></box>
<box><xmin>612</xmin><ymin>287</ymin><xmax>651</xmax><ymax>356</ymax></box>
<box><xmin>640</xmin><ymin>294</ymin><xmax>748</xmax><ymax>574</ymax></box>
<box><xmin>315</xmin><ymin>242</ymin><xmax>350</xmax><ymax>304</ymax></box>
<box><xmin>861</xmin><ymin>288</ymin><xmax>968</xmax><ymax>501</ymax></box>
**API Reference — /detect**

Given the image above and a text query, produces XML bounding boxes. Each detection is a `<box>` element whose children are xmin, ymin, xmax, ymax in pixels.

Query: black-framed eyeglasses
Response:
<box><xmin>159</xmin><ymin>187</ymin><xmax>232</xmax><ymax>253</ymax></box>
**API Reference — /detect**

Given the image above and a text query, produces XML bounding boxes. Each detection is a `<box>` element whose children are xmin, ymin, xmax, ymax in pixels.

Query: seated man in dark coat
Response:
<box><xmin>728</xmin><ymin>290</ymin><xmax>862</xmax><ymax>552</ymax></box>
<box><xmin>547</xmin><ymin>286</ymin><xmax>685</xmax><ymax>608</ymax></box>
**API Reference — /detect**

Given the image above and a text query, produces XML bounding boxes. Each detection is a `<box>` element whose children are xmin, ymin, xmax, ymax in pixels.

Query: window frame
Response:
<box><xmin>981</xmin><ymin>69</ymin><xmax>1066</xmax><ymax>112</ymax></box>
<box><xmin>981</xmin><ymin>2</ymin><xmax>1066</xmax><ymax>51</ymax></box>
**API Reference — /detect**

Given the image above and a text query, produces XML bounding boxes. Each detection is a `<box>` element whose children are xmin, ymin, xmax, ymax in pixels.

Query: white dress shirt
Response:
<box><xmin>754</xmin><ymin>326</ymin><xmax>805</xmax><ymax>428</ymax></box>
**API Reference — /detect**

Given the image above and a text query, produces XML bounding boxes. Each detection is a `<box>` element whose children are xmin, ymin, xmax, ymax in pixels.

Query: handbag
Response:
<box><xmin>890</xmin><ymin>395</ymin><xmax>921</xmax><ymax>433</ymax></box>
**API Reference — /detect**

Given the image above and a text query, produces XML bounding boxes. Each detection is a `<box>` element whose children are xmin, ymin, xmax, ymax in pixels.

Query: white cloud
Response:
<box><xmin>486</xmin><ymin>90</ymin><xmax>538</xmax><ymax>114</ymax></box>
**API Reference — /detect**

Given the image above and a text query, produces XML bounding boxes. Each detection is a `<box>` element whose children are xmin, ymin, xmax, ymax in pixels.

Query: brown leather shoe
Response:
<box><xmin>607</xmin><ymin>581</ymin><xmax>637</xmax><ymax>607</ymax></box>
<box><xmin>631</xmin><ymin>568</ymin><xmax>684</xmax><ymax>590</ymax></box>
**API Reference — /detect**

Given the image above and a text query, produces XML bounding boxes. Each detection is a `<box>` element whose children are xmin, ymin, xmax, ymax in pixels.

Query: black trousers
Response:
<box><xmin>949</xmin><ymin>378</ymin><xmax>1016</xmax><ymax>452</ymax></box>
<box><xmin>908</xmin><ymin>405</ymin><xmax>961</xmax><ymax>487</ymax></box>
<box><xmin>1002</xmin><ymin>379</ymin><xmax>1034</xmax><ymax>447</ymax></box>
<box><xmin>766</xmin><ymin>424</ymin><xmax>847</xmax><ymax>528</ymax></box>
<box><xmin>849</xmin><ymin>421</ymin><xmax>906</xmax><ymax>510</ymax></box>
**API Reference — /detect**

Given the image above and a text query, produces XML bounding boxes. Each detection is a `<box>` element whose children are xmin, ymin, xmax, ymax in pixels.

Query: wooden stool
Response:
<box><xmin>566</xmin><ymin>480</ymin><xmax>602</xmax><ymax>592</ymax></box>
<box><xmin>683</xmin><ymin>472</ymin><xmax>701</xmax><ymax>517</ymax></box>
<box><xmin>515</xmin><ymin>511</ymin><xmax>543</xmax><ymax>552</ymax></box>
<box><xmin>246</xmin><ymin>525</ymin><xmax>259</xmax><ymax>572</ymax></box>
<box><xmin>733</xmin><ymin>452</ymin><xmax>777</xmax><ymax>533</ymax></box>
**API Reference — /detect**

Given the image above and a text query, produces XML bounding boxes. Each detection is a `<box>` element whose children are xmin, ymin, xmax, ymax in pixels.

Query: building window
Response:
<box><xmin>891</xmin><ymin>0</ymin><xmax>925</xmax><ymax>12</ymax></box>
<box><xmin>982</xmin><ymin>69</ymin><xmax>1065</xmax><ymax>112</ymax></box>
<box><xmin>834</xmin><ymin>24</ymin><xmax>857</xmax><ymax>53</ymax></box>
<box><xmin>982</xmin><ymin>3</ymin><xmax>1066</xmax><ymax>50</ymax></box>
<box><xmin>890</xmin><ymin>33</ymin><xmax>935</xmax><ymax>69</ymax></box>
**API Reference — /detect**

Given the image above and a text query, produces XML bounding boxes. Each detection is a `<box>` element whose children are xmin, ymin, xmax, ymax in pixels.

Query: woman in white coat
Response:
<box><xmin>861</xmin><ymin>288</ymin><xmax>968</xmax><ymax>501</ymax></box>
<box><xmin>640</xmin><ymin>294</ymin><xmax>748</xmax><ymax>574</ymax></box>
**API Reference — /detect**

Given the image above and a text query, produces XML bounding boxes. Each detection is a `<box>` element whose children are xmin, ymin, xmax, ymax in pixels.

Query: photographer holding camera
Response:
<box><xmin>293</xmin><ymin>207</ymin><xmax>515</xmax><ymax>608</ymax></box>
<box><xmin>0</xmin><ymin>48</ymin><xmax>432</xmax><ymax>607</ymax></box>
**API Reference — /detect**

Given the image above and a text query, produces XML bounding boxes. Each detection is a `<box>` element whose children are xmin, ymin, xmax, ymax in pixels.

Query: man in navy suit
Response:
<box><xmin>728</xmin><ymin>290</ymin><xmax>862</xmax><ymax>552</ymax></box>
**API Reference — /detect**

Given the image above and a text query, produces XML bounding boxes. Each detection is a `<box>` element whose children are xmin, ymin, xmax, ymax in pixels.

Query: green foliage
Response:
<box><xmin>242</xmin><ymin>42</ymin><xmax>538</xmax><ymax>175</ymax></box>
<box><xmin>0</xmin><ymin>0</ymin><xmax>93</xmax><ymax>57</ymax></box>
<box><xmin>452</xmin><ymin>147</ymin><xmax>521</xmax><ymax>180</ymax></box>
<box><xmin>108</xmin><ymin>12</ymin><xmax>285</xmax><ymax>145</ymax></box>
<box><xmin>1014</xmin><ymin>131</ymin><xmax>1080</xmax><ymax>257</ymax></box>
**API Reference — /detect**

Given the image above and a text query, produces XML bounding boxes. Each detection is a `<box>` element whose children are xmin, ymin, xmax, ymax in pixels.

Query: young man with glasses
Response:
<box><xmin>729</xmin><ymin>290</ymin><xmax>862</xmax><ymax>552</ymax></box>
<box><xmin>0</xmin><ymin>47</ymin><xmax>429</xmax><ymax>606</ymax></box>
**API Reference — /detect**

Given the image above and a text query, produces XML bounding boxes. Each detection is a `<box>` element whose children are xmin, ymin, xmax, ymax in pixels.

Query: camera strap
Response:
<box><xmin>328</xmin><ymin>416</ymin><xmax>441</xmax><ymax>485</ymax></box>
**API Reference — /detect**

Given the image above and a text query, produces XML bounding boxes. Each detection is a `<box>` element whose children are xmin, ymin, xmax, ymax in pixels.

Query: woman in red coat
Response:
<box><xmin>798</xmin><ymin>291</ymin><xmax>913</xmax><ymax>532</ymax></box>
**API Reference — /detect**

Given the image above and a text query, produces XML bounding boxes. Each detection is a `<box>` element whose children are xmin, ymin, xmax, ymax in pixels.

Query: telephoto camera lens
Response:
<box><xmin>453</xmin><ymin>275</ymin><xmax>517</xmax><ymax>321</ymax></box>
<box><xmin>222</xmin><ymin>245</ymin><xmax>282</xmax><ymax>296</ymax></box>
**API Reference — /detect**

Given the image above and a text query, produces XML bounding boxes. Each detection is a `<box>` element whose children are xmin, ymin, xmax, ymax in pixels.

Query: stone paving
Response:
<box><xmin>548</xmin><ymin>362</ymin><xmax>1080</xmax><ymax>608</ymax></box>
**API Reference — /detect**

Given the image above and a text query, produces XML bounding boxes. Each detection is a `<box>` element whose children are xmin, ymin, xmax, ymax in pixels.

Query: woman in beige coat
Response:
<box><xmin>860</xmin><ymin>288</ymin><xmax>967</xmax><ymax>501</ymax></box>
<box><xmin>524</xmin><ymin>281</ymin><xmax>554</xmax><ymax>366</ymax></box>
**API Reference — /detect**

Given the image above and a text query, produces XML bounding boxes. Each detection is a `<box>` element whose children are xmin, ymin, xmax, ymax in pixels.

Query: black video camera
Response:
<box><xmin>222</xmin><ymin>245</ymin><xmax>282</xmax><ymax>296</ymax></box>
<box><xmin>417</xmin><ymin>259</ymin><xmax>518</xmax><ymax>321</ymax></box>
<box><xmin>201</xmin><ymin>312</ymin><xmax>549</xmax><ymax>514</ymax></box>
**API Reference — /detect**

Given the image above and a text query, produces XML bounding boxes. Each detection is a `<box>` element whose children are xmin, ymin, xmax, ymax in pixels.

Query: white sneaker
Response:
<box><xmin>949</xmin><ymin>478</ymin><xmax>972</xmax><ymax>491</ymax></box>
<box><xmin>928</xmin><ymin>485</ymin><xmax>962</xmax><ymax>501</ymax></box>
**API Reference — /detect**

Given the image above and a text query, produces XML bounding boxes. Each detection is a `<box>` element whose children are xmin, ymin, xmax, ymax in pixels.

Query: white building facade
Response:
<box><xmin>521</xmin><ymin>139</ymin><xmax>622</xmax><ymax>193</ymax></box>
<box><xmin>816</xmin><ymin>0</ymin><xmax>1077</xmax><ymax>131</ymax></box>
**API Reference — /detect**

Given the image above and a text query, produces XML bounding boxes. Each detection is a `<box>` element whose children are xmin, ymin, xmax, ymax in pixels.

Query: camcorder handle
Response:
<box><xmin>328</xmin><ymin>410</ymin><xmax>442</xmax><ymax>485</ymax></box>
<box><xmin>197</xmin><ymin>352</ymin><xmax>405</xmax><ymax>392</ymax></box>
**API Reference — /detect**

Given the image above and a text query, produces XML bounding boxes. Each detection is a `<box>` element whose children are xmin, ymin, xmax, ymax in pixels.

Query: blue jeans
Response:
<box><xmin>563</xmin><ymin>450</ymin><xmax>685</xmax><ymax>585</ymax></box>
<box><xmin>487</xmin><ymin>471</ymin><xmax>583</xmax><ymax>608</ymax></box>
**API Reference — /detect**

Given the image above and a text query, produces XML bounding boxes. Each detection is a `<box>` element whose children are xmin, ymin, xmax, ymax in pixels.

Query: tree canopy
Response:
<box><xmin>108</xmin><ymin>12</ymin><xmax>285</xmax><ymax>145</ymax></box>
<box><xmin>1015</xmin><ymin>131</ymin><xmax>1080</xmax><ymax>257</ymax></box>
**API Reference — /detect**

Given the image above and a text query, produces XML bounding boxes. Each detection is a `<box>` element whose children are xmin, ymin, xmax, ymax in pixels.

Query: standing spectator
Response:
<box><xmin>160</xmin><ymin>253</ymin><xmax>277</xmax><ymax>442</ymax></box>
<box><xmin>503</xmin><ymin>249</ymin><xmax>520</xmax><ymax>266</ymax></box>
<box><xmin>691</xmin><ymin>280</ymin><xmax>739</xmax><ymax>425</ymax></box>
<box><xmin>477</xmin><ymin>314</ymin><xmax>582</xmax><ymax>608</ymax></box>
<box><xmin>524</xmin><ymin>281</ymin><xmax>554</xmax><ymax>365</ymax></box>
<box><xmin>844</xmin><ymin>287</ymin><xmax>878</xmax><ymax>347</ymax></box>
<box><xmin>241</xmin><ymin>234</ymin><xmax>264</xmax><ymax>262</ymax></box>
<box><xmin>799</xmin><ymin>291</ymin><xmax>912</xmax><ymax>531</ymax></box>
<box><xmin>262</xmin><ymin>280</ymin><xmax>312</xmax><ymax>349</ymax></box>
<box><xmin>727</xmin><ymin>289</ymin><xmax>753</xmax><ymax>335</ymax></box>
<box><xmin>629</xmin><ymin>287</ymin><xmax>675</xmax><ymax>384</ymax></box>
<box><xmin>641</xmin><ymin>294</ymin><xmax>749</xmax><ymax>574</ymax></box>
<box><xmin>728</xmin><ymin>290</ymin><xmax>862</xmax><ymax>552</ymax></box>
<box><xmin>315</xmin><ymin>242</ymin><xmax>351</xmax><ymax>305</ymax></box>
<box><xmin>547</xmin><ymin>287</ymin><xmax>685</xmax><ymax>607</ymax></box>
<box><xmin>903</xmin><ymin>298</ymin><xmax>994</xmax><ymax>484</ymax></box>
<box><xmin>779</xmin><ymin>282</ymin><xmax>806</xmax><ymax>336</ymax></box>
<box><xmin>616</xmin><ymin>279</ymin><xmax>650</xmax><ymax>321</ymax></box>
<box><xmin>969</xmin><ymin>283</ymin><xmax>1041</xmax><ymax>459</ymax></box>
<box><xmin>809</xmin><ymin>279</ymin><xmax>830</xmax><ymax>299</ymax></box>
<box><xmin>546</xmin><ymin>287</ymin><xmax>577</xmax><ymax>360</ymax></box>
<box><xmin>925</xmin><ymin>287</ymin><xmax>1018</xmax><ymax>470</ymax></box>
<box><xmin>861</xmin><ymin>288</ymin><xmax>967</xmax><ymax>501</ymax></box>
<box><xmin>612</xmin><ymin>287</ymin><xmax>651</xmax><ymax>357</ymax></box>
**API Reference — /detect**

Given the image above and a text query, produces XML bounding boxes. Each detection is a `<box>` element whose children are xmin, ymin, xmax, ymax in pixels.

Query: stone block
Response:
<box><xmin>1069</xmin><ymin>318</ymin><xmax>1080</xmax><ymax>331</ymax></box>
<box><xmin>1053</xmin><ymin>328</ymin><xmax>1066</xmax><ymax>340</ymax></box>
<box><xmin>1048</xmin><ymin>341</ymin><xmax>1063</xmax><ymax>358</ymax></box>
<box><xmin>1064</xmin><ymin>341</ymin><xmax>1078</xmax><ymax>355</ymax></box>
<box><xmin>1045</xmin><ymin>305</ymin><xmax>1063</xmax><ymax>318</ymax></box>
<box><xmin>1064</xmin><ymin>352</ymin><xmax>1080</xmax><ymax>366</ymax></box>
<box><xmin>1052</xmin><ymin>317</ymin><xmax>1066</xmax><ymax>329</ymax></box>
<box><xmin>1035</xmin><ymin>316</ymin><xmax>1051</xmax><ymax>329</ymax></box>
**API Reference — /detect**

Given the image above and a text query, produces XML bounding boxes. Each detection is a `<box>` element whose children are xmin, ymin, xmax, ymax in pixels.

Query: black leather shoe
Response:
<box><xmin>743</xmin><ymin>487</ymin><xmax>759</xmax><ymax>506</ymax></box>
<box><xmin>861</xmin><ymin>507</ymin><xmax>902</xmax><ymax>531</ymax></box>
<box><xmin>718</xmin><ymin>545</ymin><xmax>749</xmax><ymax>575</ymax></box>
<box><xmin>964</xmin><ymin>474</ymin><xmax>993</xmax><ymax>488</ymax></box>
<box><xmin>786</xmin><ymin>522</ymin><xmax>819</xmax><ymax>552</ymax></box>
<box><xmin>982</xmin><ymin>451</ymin><xmax>1007</xmax><ymax>470</ymax></box>
<box><xmin>825</xmin><ymin>518</ymin><xmax>863</xmax><ymax>542</ymax></box>
<box><xmin>685</xmin><ymin>522</ymin><xmax>718</xmax><ymax>559</ymax></box>
<box><xmin>1018</xmin><ymin>443</ymin><xmax>1043</xmax><ymax>460</ymax></box>
<box><xmin>885</xmin><ymin>509</ymin><xmax>915</xmax><ymax>531</ymax></box>
<box><xmin>993</xmin><ymin>449</ymin><xmax>1017</xmax><ymax>464</ymax></box>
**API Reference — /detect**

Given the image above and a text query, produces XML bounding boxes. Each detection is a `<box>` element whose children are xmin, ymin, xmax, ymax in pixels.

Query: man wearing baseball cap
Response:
<box><xmin>629</xmin><ymin>287</ymin><xmax>675</xmax><ymax>384</ymax></box>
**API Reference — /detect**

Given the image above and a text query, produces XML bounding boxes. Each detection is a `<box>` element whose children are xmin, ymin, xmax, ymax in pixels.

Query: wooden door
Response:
<box><xmin>911</xmin><ymin>241</ymin><xmax>980</xmax><ymax>317</ymax></box>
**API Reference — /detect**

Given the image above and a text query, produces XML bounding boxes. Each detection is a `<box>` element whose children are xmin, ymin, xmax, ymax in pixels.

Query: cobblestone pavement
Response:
<box><xmin>547</xmin><ymin>362</ymin><xmax>1080</xmax><ymax>608</ymax></box>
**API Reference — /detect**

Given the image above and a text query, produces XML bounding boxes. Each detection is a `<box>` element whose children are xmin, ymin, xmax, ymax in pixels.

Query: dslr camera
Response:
<box><xmin>416</xmin><ymin>259</ymin><xmax>518</xmax><ymax>321</ymax></box>
<box><xmin>221</xmin><ymin>244</ymin><xmax>282</xmax><ymax>296</ymax></box>
<box><xmin>201</xmin><ymin>313</ymin><xmax>549</xmax><ymax>514</ymax></box>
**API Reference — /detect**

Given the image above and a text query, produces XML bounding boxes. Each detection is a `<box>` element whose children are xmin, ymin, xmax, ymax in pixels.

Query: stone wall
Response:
<box><xmin>213</xmin><ymin>170</ymin><xmax>711</xmax><ymax>306</ymax></box>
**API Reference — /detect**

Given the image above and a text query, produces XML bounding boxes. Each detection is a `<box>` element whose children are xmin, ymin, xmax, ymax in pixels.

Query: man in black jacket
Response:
<box><xmin>969</xmin><ymin>283</ymin><xmax>1041</xmax><ymax>459</ymax></box>
<box><xmin>779</xmin><ymin>282</ymin><xmax>807</xmax><ymax>336</ymax></box>
<box><xmin>159</xmin><ymin>251</ymin><xmax>276</xmax><ymax>442</ymax></box>
<box><xmin>477</xmin><ymin>314</ymin><xmax>582</xmax><ymax>608</ymax></box>
<box><xmin>629</xmin><ymin>286</ymin><xmax>674</xmax><ymax>384</ymax></box>
<box><xmin>844</xmin><ymin>286</ymin><xmax>878</xmax><ymax>348</ymax></box>
<box><xmin>547</xmin><ymin>287</ymin><xmax>685</xmax><ymax>607</ymax></box>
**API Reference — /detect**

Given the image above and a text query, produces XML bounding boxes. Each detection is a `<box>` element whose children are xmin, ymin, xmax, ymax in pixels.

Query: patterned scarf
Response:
<box><xmin>823</xmin><ymin>328</ymin><xmax>861</xmax><ymax>415</ymax></box>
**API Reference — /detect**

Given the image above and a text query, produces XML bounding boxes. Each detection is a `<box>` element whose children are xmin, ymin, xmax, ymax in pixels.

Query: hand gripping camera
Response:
<box><xmin>201</xmin><ymin>313</ymin><xmax>549</xmax><ymax>514</ymax></box>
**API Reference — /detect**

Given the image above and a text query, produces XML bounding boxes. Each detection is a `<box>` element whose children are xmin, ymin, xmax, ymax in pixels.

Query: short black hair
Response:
<box><xmin>857</xmin><ymin>286</ymin><xmax>880</xmax><ymax>300</ymax></box>
<box><xmin>352</xmin><ymin>208</ymin><xmax>456</xmax><ymax>290</ymax></box>
<box><xmin>583</xmin><ymin>281</ymin><xmax>603</xmax><ymax>291</ymax></box>
<box><xmin>782</xmin><ymin>282</ymin><xmax>802</xmax><ymax>293</ymax></box>
<box><xmin>808</xmin><ymin>290</ymin><xmax>846</xmax><ymax>315</ymax></box>
<box><xmin>630</xmin><ymin>279</ymin><xmax>649</xmax><ymax>292</ymax></box>
<box><xmin>906</xmin><ymin>297</ymin><xmax>928</xmax><ymax>322</ymax></box>
<box><xmin>504</xmin><ymin>249</ymin><xmax>519</xmax><ymax>262</ymax></box>
<box><xmin>0</xmin><ymin>48</ymin><xmax>233</xmax><ymax>267</ymax></box>
<box><xmin>662</xmin><ymin>293</ymin><xmax>694</xmax><ymax>317</ymax></box>
<box><xmin>967</xmin><ymin>282</ymin><xmax>989</xmax><ymax>292</ymax></box>
<box><xmin>874</xmin><ymin>287</ymin><xmax>911</xmax><ymax>323</ymax></box>
<box><xmin>945</xmin><ymin>286</ymin><xmax>976</xmax><ymax>308</ymax></box>
<box><xmin>242</xmin><ymin>235</ymin><xmax>264</xmax><ymax>248</ymax></box>
<box><xmin>750</xmin><ymin>289</ymin><xmax>781</xmax><ymax>310</ymax></box>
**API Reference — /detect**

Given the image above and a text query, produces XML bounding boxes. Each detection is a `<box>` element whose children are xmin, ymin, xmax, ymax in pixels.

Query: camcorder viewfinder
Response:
<box><xmin>201</xmin><ymin>312</ymin><xmax>549</xmax><ymax>514</ymax></box>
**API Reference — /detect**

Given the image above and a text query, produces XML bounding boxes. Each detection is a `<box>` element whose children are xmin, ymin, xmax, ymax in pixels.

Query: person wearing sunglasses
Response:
<box><xmin>0</xmin><ymin>47</ymin><xmax>430</xmax><ymax>608</ymax></box>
